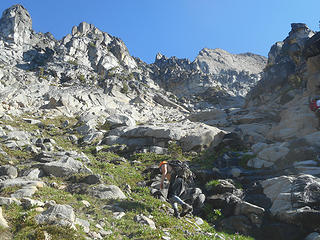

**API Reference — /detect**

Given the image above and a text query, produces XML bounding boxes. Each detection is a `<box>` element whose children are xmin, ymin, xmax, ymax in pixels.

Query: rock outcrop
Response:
<box><xmin>147</xmin><ymin>49</ymin><xmax>266</xmax><ymax>109</ymax></box>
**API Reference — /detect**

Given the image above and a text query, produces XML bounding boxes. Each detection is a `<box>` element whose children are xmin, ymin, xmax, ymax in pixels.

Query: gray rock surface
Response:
<box><xmin>134</xmin><ymin>214</ymin><xmax>156</xmax><ymax>230</ymax></box>
<box><xmin>75</xmin><ymin>218</ymin><xmax>90</xmax><ymax>233</ymax></box>
<box><xmin>88</xmin><ymin>184</ymin><xmax>126</xmax><ymax>200</ymax></box>
<box><xmin>152</xmin><ymin>49</ymin><xmax>266</xmax><ymax>104</ymax></box>
<box><xmin>0</xmin><ymin>4</ymin><xmax>32</xmax><ymax>46</ymax></box>
<box><xmin>105</xmin><ymin>120</ymin><xmax>226</xmax><ymax>151</ymax></box>
<box><xmin>41</xmin><ymin>156</ymin><xmax>92</xmax><ymax>177</ymax></box>
<box><xmin>261</xmin><ymin>175</ymin><xmax>320</xmax><ymax>217</ymax></box>
<box><xmin>0</xmin><ymin>165</ymin><xmax>18</xmax><ymax>179</ymax></box>
<box><xmin>0</xmin><ymin>197</ymin><xmax>21</xmax><ymax>206</ymax></box>
<box><xmin>0</xmin><ymin>177</ymin><xmax>44</xmax><ymax>188</ymax></box>
<box><xmin>35</xmin><ymin>204</ymin><xmax>76</xmax><ymax>229</ymax></box>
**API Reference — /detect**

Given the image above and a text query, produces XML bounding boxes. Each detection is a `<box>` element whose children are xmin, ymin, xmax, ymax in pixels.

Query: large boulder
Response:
<box><xmin>261</xmin><ymin>174</ymin><xmax>320</xmax><ymax>232</ymax></box>
<box><xmin>88</xmin><ymin>184</ymin><xmax>126</xmax><ymax>200</ymax></box>
<box><xmin>104</xmin><ymin>120</ymin><xmax>226</xmax><ymax>151</ymax></box>
<box><xmin>41</xmin><ymin>156</ymin><xmax>92</xmax><ymax>177</ymax></box>
<box><xmin>35</xmin><ymin>204</ymin><xmax>76</xmax><ymax>229</ymax></box>
<box><xmin>0</xmin><ymin>165</ymin><xmax>18</xmax><ymax>179</ymax></box>
<box><xmin>104</xmin><ymin>114</ymin><xmax>136</xmax><ymax>129</ymax></box>
<box><xmin>247</xmin><ymin>143</ymin><xmax>290</xmax><ymax>169</ymax></box>
<box><xmin>248</xmin><ymin>138</ymin><xmax>320</xmax><ymax>171</ymax></box>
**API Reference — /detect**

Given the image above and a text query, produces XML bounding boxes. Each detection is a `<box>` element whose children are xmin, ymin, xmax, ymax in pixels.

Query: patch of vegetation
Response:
<box><xmin>120</xmin><ymin>81</ymin><xmax>129</xmax><ymax>94</ymax></box>
<box><xmin>107</xmin><ymin>66</ymin><xmax>120</xmax><ymax>78</ymax></box>
<box><xmin>2</xmin><ymin>204</ymin><xmax>84</xmax><ymax>240</ymax></box>
<box><xmin>203</xmin><ymin>204</ymin><xmax>223</xmax><ymax>224</ymax></box>
<box><xmin>239</xmin><ymin>153</ymin><xmax>256</xmax><ymax>168</ymax></box>
<box><xmin>288</xmin><ymin>74</ymin><xmax>302</xmax><ymax>88</ymax></box>
<box><xmin>39</xmin><ymin>116</ymin><xmax>80</xmax><ymax>150</ymax></box>
<box><xmin>97</xmin><ymin>121</ymin><xmax>111</xmax><ymax>131</ymax></box>
<box><xmin>77</xmin><ymin>74</ymin><xmax>86</xmax><ymax>83</ymax></box>
<box><xmin>205</xmin><ymin>180</ymin><xmax>220</xmax><ymax>191</ymax></box>
<box><xmin>0</xmin><ymin>117</ymin><xmax>39</xmax><ymax>132</ymax></box>
<box><xmin>1</xmin><ymin>145</ymin><xmax>35</xmax><ymax>164</ymax></box>
<box><xmin>38</xmin><ymin>67</ymin><xmax>48</xmax><ymax>80</ymax></box>
<box><xmin>67</xmin><ymin>59</ymin><xmax>78</xmax><ymax>66</ymax></box>
<box><xmin>0</xmin><ymin>186</ymin><xmax>21</xmax><ymax>197</ymax></box>
<box><xmin>193</xmin><ymin>149</ymin><xmax>217</xmax><ymax>169</ymax></box>
<box><xmin>167</xmin><ymin>141</ymin><xmax>183</xmax><ymax>158</ymax></box>
<box><xmin>89</xmin><ymin>42</ymin><xmax>96</xmax><ymax>48</ymax></box>
<box><xmin>122</xmin><ymin>72</ymin><xmax>135</xmax><ymax>81</ymax></box>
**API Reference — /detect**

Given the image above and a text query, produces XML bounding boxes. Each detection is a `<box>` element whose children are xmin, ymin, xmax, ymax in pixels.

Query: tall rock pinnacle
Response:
<box><xmin>0</xmin><ymin>4</ymin><xmax>32</xmax><ymax>46</ymax></box>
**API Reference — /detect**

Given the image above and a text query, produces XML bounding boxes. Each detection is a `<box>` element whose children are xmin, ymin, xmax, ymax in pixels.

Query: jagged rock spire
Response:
<box><xmin>0</xmin><ymin>4</ymin><xmax>32</xmax><ymax>45</ymax></box>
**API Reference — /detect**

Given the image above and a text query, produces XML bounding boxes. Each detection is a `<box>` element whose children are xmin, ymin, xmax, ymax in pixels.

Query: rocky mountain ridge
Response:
<box><xmin>153</xmin><ymin>48</ymin><xmax>266</xmax><ymax>98</ymax></box>
<box><xmin>0</xmin><ymin>4</ymin><xmax>320</xmax><ymax>240</ymax></box>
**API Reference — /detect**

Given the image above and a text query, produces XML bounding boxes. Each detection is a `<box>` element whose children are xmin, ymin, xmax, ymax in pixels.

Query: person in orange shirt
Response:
<box><xmin>159</xmin><ymin>161</ymin><xmax>193</xmax><ymax>218</ymax></box>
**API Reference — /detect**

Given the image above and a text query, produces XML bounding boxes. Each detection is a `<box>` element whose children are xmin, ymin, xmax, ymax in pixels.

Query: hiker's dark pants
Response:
<box><xmin>168</xmin><ymin>177</ymin><xmax>187</xmax><ymax>208</ymax></box>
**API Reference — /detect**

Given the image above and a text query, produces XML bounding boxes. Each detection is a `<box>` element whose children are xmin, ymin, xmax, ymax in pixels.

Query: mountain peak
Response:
<box><xmin>0</xmin><ymin>4</ymin><xmax>32</xmax><ymax>45</ymax></box>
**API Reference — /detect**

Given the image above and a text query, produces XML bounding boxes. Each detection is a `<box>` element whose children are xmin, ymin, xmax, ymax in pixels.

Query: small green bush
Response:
<box><xmin>167</xmin><ymin>141</ymin><xmax>182</xmax><ymax>158</ymax></box>
<box><xmin>67</xmin><ymin>59</ymin><xmax>78</xmax><ymax>66</ymax></box>
<box><xmin>205</xmin><ymin>180</ymin><xmax>220</xmax><ymax>191</ymax></box>
<box><xmin>120</xmin><ymin>82</ymin><xmax>129</xmax><ymax>94</ymax></box>
<box><xmin>78</xmin><ymin>74</ymin><xmax>86</xmax><ymax>83</ymax></box>
<box><xmin>89</xmin><ymin>42</ymin><xmax>96</xmax><ymax>48</ymax></box>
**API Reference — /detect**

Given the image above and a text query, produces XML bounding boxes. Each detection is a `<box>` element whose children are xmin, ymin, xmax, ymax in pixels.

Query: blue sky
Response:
<box><xmin>0</xmin><ymin>0</ymin><xmax>319</xmax><ymax>63</ymax></box>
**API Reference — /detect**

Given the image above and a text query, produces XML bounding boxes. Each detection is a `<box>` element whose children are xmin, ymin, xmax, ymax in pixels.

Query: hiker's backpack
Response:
<box><xmin>309</xmin><ymin>98</ymin><xmax>320</xmax><ymax>112</ymax></box>
<box><xmin>168</xmin><ymin>160</ymin><xmax>194</xmax><ymax>184</ymax></box>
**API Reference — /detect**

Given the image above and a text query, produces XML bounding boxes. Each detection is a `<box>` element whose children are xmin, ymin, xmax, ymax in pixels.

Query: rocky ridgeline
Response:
<box><xmin>149</xmin><ymin>49</ymin><xmax>266</xmax><ymax>108</ymax></box>
<box><xmin>0</xmin><ymin>4</ymin><xmax>320</xmax><ymax>240</ymax></box>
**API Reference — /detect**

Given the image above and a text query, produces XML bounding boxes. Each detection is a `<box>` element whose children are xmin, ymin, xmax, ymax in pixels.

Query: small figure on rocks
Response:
<box><xmin>159</xmin><ymin>160</ymin><xmax>193</xmax><ymax>218</ymax></box>
<box><xmin>309</xmin><ymin>96</ymin><xmax>320</xmax><ymax>128</ymax></box>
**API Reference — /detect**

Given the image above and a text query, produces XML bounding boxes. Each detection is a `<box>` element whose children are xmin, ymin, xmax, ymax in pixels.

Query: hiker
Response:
<box><xmin>309</xmin><ymin>97</ymin><xmax>320</xmax><ymax>128</ymax></box>
<box><xmin>309</xmin><ymin>97</ymin><xmax>320</xmax><ymax>112</ymax></box>
<box><xmin>159</xmin><ymin>160</ymin><xmax>193</xmax><ymax>218</ymax></box>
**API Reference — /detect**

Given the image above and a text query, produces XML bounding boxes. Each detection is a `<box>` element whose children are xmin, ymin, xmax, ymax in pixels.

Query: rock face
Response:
<box><xmin>244</xmin><ymin>23</ymin><xmax>320</xmax><ymax>144</ymax></box>
<box><xmin>248</xmin><ymin>23</ymin><xmax>315</xmax><ymax>103</ymax></box>
<box><xmin>104</xmin><ymin>120</ymin><xmax>226</xmax><ymax>151</ymax></box>
<box><xmin>261</xmin><ymin>175</ymin><xmax>320</xmax><ymax>232</ymax></box>
<box><xmin>35</xmin><ymin>204</ymin><xmax>76</xmax><ymax>228</ymax></box>
<box><xmin>0</xmin><ymin>4</ymin><xmax>32</xmax><ymax>46</ymax></box>
<box><xmin>149</xmin><ymin>49</ymin><xmax>266</xmax><ymax>108</ymax></box>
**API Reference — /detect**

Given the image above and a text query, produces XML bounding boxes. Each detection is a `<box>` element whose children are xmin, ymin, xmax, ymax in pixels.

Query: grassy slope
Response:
<box><xmin>0</xmin><ymin>116</ymin><xmax>253</xmax><ymax>240</ymax></box>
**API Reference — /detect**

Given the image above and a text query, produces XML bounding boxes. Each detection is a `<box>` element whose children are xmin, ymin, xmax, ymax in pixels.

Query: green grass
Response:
<box><xmin>239</xmin><ymin>153</ymin><xmax>256</xmax><ymax>169</ymax></box>
<box><xmin>0</xmin><ymin>115</ymin><xmax>254</xmax><ymax>240</ymax></box>
<box><xmin>120</xmin><ymin>82</ymin><xmax>129</xmax><ymax>94</ymax></box>
<box><xmin>2</xmin><ymin>204</ymin><xmax>85</xmax><ymax>240</ymax></box>
<box><xmin>205</xmin><ymin>180</ymin><xmax>220</xmax><ymax>191</ymax></box>
<box><xmin>0</xmin><ymin>145</ymin><xmax>35</xmax><ymax>165</ymax></box>
<box><xmin>67</xmin><ymin>59</ymin><xmax>78</xmax><ymax>66</ymax></box>
<box><xmin>0</xmin><ymin>186</ymin><xmax>21</xmax><ymax>197</ymax></box>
